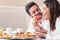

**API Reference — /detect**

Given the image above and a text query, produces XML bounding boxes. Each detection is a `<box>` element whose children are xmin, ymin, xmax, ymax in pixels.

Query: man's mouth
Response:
<box><xmin>36</xmin><ymin>15</ymin><xmax>42</xmax><ymax>20</ymax></box>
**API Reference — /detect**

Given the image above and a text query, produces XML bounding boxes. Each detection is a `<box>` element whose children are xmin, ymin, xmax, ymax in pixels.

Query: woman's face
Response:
<box><xmin>41</xmin><ymin>4</ymin><xmax>50</xmax><ymax>20</ymax></box>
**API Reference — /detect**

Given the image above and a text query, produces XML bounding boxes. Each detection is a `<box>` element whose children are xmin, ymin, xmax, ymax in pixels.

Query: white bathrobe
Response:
<box><xmin>26</xmin><ymin>18</ymin><xmax>43</xmax><ymax>34</ymax></box>
<box><xmin>46</xmin><ymin>16</ymin><xmax>60</xmax><ymax>39</ymax></box>
<box><xmin>27</xmin><ymin>16</ymin><xmax>60</xmax><ymax>39</ymax></box>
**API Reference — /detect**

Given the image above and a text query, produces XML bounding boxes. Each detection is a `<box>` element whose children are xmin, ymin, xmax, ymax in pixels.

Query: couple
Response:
<box><xmin>25</xmin><ymin>0</ymin><xmax>60</xmax><ymax>39</ymax></box>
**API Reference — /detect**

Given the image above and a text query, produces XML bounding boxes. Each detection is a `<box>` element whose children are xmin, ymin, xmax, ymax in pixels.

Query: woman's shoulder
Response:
<box><xmin>56</xmin><ymin>16</ymin><xmax>60</xmax><ymax>29</ymax></box>
<box><xmin>56</xmin><ymin>16</ymin><xmax>60</xmax><ymax>22</ymax></box>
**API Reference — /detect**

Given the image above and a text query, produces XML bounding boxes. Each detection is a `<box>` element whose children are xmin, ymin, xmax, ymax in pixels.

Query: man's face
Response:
<box><xmin>29</xmin><ymin>5</ymin><xmax>42</xmax><ymax>18</ymax></box>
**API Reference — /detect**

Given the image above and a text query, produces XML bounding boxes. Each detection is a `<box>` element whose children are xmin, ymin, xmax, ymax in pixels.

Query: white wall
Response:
<box><xmin>0</xmin><ymin>6</ymin><xmax>27</xmax><ymax>32</ymax></box>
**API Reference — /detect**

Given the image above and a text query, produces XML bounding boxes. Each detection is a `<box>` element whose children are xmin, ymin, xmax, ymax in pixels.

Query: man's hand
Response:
<box><xmin>32</xmin><ymin>16</ymin><xmax>38</xmax><ymax>27</ymax></box>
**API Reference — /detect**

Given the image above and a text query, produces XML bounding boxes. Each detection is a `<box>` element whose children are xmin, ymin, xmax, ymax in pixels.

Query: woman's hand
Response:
<box><xmin>41</xmin><ymin>27</ymin><xmax>48</xmax><ymax>34</ymax></box>
<box><xmin>34</xmin><ymin>26</ymin><xmax>48</xmax><ymax>38</ymax></box>
<box><xmin>34</xmin><ymin>26</ymin><xmax>41</xmax><ymax>32</ymax></box>
<box><xmin>34</xmin><ymin>31</ymin><xmax>47</xmax><ymax>38</ymax></box>
<box><xmin>34</xmin><ymin>26</ymin><xmax>47</xmax><ymax>34</ymax></box>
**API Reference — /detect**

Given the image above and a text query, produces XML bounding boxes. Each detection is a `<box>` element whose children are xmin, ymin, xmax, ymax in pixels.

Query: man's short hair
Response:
<box><xmin>25</xmin><ymin>2</ymin><xmax>39</xmax><ymax>16</ymax></box>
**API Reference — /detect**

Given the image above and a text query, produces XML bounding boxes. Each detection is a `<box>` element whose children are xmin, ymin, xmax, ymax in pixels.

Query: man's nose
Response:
<box><xmin>35</xmin><ymin>11</ymin><xmax>39</xmax><ymax>14</ymax></box>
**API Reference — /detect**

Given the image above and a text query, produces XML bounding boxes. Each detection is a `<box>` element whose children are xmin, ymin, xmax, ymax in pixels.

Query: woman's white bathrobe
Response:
<box><xmin>27</xmin><ymin>16</ymin><xmax>60</xmax><ymax>39</ymax></box>
<box><xmin>46</xmin><ymin>16</ymin><xmax>60</xmax><ymax>39</ymax></box>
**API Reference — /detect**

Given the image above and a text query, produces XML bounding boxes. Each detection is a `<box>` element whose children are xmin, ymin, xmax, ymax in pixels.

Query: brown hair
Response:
<box><xmin>25</xmin><ymin>2</ymin><xmax>39</xmax><ymax>17</ymax></box>
<box><xmin>44</xmin><ymin>0</ymin><xmax>60</xmax><ymax>31</ymax></box>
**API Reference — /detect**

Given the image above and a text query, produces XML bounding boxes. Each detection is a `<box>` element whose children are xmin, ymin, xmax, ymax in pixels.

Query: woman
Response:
<box><xmin>41</xmin><ymin>0</ymin><xmax>60</xmax><ymax>39</ymax></box>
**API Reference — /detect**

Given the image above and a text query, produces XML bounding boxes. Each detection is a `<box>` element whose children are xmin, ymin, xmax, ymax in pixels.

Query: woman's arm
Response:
<box><xmin>34</xmin><ymin>31</ymin><xmax>47</xmax><ymax>39</ymax></box>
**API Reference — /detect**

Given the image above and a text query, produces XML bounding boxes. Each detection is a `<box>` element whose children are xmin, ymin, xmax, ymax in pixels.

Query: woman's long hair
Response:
<box><xmin>44</xmin><ymin>0</ymin><xmax>60</xmax><ymax>31</ymax></box>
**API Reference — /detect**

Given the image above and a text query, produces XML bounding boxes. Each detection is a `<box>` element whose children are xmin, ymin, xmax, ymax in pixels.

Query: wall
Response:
<box><xmin>0</xmin><ymin>6</ymin><xmax>27</xmax><ymax>32</ymax></box>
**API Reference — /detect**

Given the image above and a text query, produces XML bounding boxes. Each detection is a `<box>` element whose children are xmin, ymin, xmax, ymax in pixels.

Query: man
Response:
<box><xmin>25</xmin><ymin>2</ymin><xmax>47</xmax><ymax>38</ymax></box>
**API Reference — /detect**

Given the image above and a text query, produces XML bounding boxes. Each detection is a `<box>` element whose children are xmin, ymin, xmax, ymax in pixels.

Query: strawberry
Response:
<box><xmin>36</xmin><ymin>15</ymin><xmax>42</xmax><ymax>20</ymax></box>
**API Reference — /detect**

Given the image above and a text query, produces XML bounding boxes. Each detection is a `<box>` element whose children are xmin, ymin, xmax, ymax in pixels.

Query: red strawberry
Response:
<box><xmin>36</xmin><ymin>15</ymin><xmax>42</xmax><ymax>20</ymax></box>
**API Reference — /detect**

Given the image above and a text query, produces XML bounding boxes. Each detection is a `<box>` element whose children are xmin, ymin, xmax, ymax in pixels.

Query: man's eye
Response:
<box><xmin>36</xmin><ymin>9</ymin><xmax>39</xmax><ymax>11</ymax></box>
<box><xmin>32</xmin><ymin>11</ymin><xmax>35</xmax><ymax>14</ymax></box>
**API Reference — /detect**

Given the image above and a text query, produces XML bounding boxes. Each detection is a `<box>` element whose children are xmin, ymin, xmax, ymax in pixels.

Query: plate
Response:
<box><xmin>11</xmin><ymin>36</ymin><xmax>36</xmax><ymax>39</ymax></box>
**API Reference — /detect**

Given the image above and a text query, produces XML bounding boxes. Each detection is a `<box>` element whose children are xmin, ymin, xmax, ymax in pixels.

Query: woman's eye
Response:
<box><xmin>43</xmin><ymin>8</ymin><xmax>45</xmax><ymax>10</ymax></box>
<box><xmin>43</xmin><ymin>7</ymin><xmax>47</xmax><ymax>11</ymax></box>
